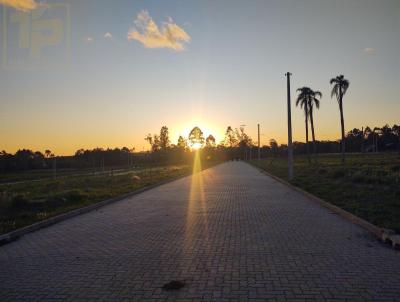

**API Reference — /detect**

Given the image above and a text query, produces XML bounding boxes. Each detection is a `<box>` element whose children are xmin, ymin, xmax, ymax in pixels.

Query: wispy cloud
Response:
<box><xmin>127</xmin><ymin>10</ymin><xmax>190</xmax><ymax>51</ymax></box>
<box><xmin>363</xmin><ymin>47</ymin><xmax>376</xmax><ymax>55</ymax></box>
<box><xmin>0</xmin><ymin>0</ymin><xmax>38</xmax><ymax>11</ymax></box>
<box><xmin>86</xmin><ymin>37</ymin><xmax>94</xmax><ymax>43</ymax></box>
<box><xmin>104</xmin><ymin>32</ymin><xmax>113</xmax><ymax>39</ymax></box>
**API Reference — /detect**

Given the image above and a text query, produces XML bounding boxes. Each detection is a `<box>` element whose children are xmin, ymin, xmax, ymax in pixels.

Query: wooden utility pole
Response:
<box><xmin>285</xmin><ymin>72</ymin><xmax>294</xmax><ymax>180</ymax></box>
<box><xmin>361</xmin><ymin>126</ymin><xmax>364</xmax><ymax>153</ymax></box>
<box><xmin>53</xmin><ymin>156</ymin><xmax>57</xmax><ymax>179</ymax></box>
<box><xmin>257</xmin><ymin>124</ymin><xmax>261</xmax><ymax>160</ymax></box>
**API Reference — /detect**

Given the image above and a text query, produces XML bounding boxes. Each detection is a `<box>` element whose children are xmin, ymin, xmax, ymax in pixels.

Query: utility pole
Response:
<box><xmin>361</xmin><ymin>126</ymin><xmax>364</xmax><ymax>153</ymax></box>
<box><xmin>257</xmin><ymin>124</ymin><xmax>261</xmax><ymax>160</ymax></box>
<box><xmin>53</xmin><ymin>156</ymin><xmax>57</xmax><ymax>179</ymax></box>
<box><xmin>285</xmin><ymin>72</ymin><xmax>294</xmax><ymax>180</ymax></box>
<box><xmin>240</xmin><ymin>124</ymin><xmax>247</xmax><ymax>161</ymax></box>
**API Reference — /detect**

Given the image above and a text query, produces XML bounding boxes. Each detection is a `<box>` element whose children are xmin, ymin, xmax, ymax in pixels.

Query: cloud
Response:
<box><xmin>0</xmin><ymin>0</ymin><xmax>38</xmax><ymax>11</ymax></box>
<box><xmin>86</xmin><ymin>37</ymin><xmax>94</xmax><ymax>43</ymax></box>
<box><xmin>127</xmin><ymin>10</ymin><xmax>190</xmax><ymax>51</ymax></box>
<box><xmin>363</xmin><ymin>47</ymin><xmax>376</xmax><ymax>54</ymax></box>
<box><xmin>104</xmin><ymin>32</ymin><xmax>113</xmax><ymax>39</ymax></box>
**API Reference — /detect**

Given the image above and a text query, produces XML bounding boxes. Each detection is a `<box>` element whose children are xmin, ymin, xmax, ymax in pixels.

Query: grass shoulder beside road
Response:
<box><xmin>250</xmin><ymin>153</ymin><xmax>400</xmax><ymax>233</ymax></box>
<box><xmin>0</xmin><ymin>160</ymin><xmax>220</xmax><ymax>235</ymax></box>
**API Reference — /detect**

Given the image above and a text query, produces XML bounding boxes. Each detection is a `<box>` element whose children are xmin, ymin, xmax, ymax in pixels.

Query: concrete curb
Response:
<box><xmin>249</xmin><ymin>163</ymin><xmax>395</xmax><ymax>243</ymax></box>
<box><xmin>0</xmin><ymin>168</ymin><xmax>202</xmax><ymax>246</ymax></box>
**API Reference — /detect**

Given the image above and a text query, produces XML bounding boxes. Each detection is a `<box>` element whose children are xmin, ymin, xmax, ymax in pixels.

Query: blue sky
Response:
<box><xmin>1</xmin><ymin>0</ymin><xmax>399</xmax><ymax>154</ymax></box>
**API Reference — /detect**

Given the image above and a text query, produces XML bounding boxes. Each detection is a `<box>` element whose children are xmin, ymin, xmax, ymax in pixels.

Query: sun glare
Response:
<box><xmin>191</xmin><ymin>142</ymin><xmax>202</xmax><ymax>150</ymax></box>
<box><xmin>176</xmin><ymin>120</ymin><xmax>223</xmax><ymax>147</ymax></box>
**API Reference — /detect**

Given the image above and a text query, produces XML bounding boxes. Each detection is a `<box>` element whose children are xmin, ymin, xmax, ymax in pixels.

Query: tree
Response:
<box><xmin>307</xmin><ymin>89</ymin><xmax>322</xmax><ymax>156</ymax></box>
<box><xmin>346</xmin><ymin>128</ymin><xmax>365</xmax><ymax>152</ymax></box>
<box><xmin>145</xmin><ymin>133</ymin><xmax>160</xmax><ymax>152</ymax></box>
<box><xmin>145</xmin><ymin>134</ymin><xmax>153</xmax><ymax>150</ymax></box>
<box><xmin>45</xmin><ymin>150</ymin><xmax>52</xmax><ymax>158</ymax></box>
<box><xmin>205</xmin><ymin>135</ymin><xmax>216</xmax><ymax>148</ymax></box>
<box><xmin>236</xmin><ymin>127</ymin><xmax>252</xmax><ymax>148</ymax></box>
<box><xmin>224</xmin><ymin>126</ymin><xmax>237</xmax><ymax>147</ymax></box>
<box><xmin>177</xmin><ymin>135</ymin><xmax>187</xmax><ymax>149</ymax></box>
<box><xmin>75</xmin><ymin>149</ymin><xmax>85</xmax><ymax>156</ymax></box>
<box><xmin>188</xmin><ymin>126</ymin><xmax>205</xmax><ymax>148</ymax></box>
<box><xmin>159</xmin><ymin>126</ymin><xmax>170</xmax><ymax>151</ymax></box>
<box><xmin>330</xmin><ymin>75</ymin><xmax>350</xmax><ymax>163</ymax></box>
<box><xmin>373</xmin><ymin>127</ymin><xmax>381</xmax><ymax>152</ymax></box>
<box><xmin>296</xmin><ymin>87</ymin><xmax>312</xmax><ymax>162</ymax></box>
<box><xmin>153</xmin><ymin>135</ymin><xmax>160</xmax><ymax>152</ymax></box>
<box><xmin>393</xmin><ymin>124</ymin><xmax>400</xmax><ymax>153</ymax></box>
<box><xmin>269</xmin><ymin>139</ymin><xmax>278</xmax><ymax>157</ymax></box>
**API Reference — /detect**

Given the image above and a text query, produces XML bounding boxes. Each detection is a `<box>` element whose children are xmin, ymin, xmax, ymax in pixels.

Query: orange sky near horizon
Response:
<box><xmin>2</xmin><ymin>118</ymin><xmax>389</xmax><ymax>156</ymax></box>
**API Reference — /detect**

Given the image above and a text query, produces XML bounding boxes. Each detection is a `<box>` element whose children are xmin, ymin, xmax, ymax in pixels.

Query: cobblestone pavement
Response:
<box><xmin>1</xmin><ymin>161</ymin><xmax>399</xmax><ymax>301</ymax></box>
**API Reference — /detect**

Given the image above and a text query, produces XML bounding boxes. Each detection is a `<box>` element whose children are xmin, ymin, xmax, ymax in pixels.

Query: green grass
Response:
<box><xmin>0</xmin><ymin>165</ymin><xmax>164</xmax><ymax>184</ymax></box>
<box><xmin>250</xmin><ymin>153</ymin><xmax>400</xmax><ymax>233</ymax></box>
<box><xmin>0</xmin><ymin>161</ymin><xmax>219</xmax><ymax>235</ymax></box>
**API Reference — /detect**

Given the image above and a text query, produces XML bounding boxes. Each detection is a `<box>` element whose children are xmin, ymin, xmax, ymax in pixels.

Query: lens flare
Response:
<box><xmin>191</xmin><ymin>142</ymin><xmax>202</xmax><ymax>150</ymax></box>
<box><xmin>184</xmin><ymin>150</ymin><xmax>209</xmax><ymax>249</ymax></box>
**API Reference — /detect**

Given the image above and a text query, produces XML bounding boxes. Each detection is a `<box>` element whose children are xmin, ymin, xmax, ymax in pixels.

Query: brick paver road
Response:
<box><xmin>1</xmin><ymin>162</ymin><xmax>399</xmax><ymax>301</ymax></box>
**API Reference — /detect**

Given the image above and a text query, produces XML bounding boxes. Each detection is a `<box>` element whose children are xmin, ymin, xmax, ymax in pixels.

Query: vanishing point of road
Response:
<box><xmin>1</xmin><ymin>162</ymin><xmax>399</xmax><ymax>301</ymax></box>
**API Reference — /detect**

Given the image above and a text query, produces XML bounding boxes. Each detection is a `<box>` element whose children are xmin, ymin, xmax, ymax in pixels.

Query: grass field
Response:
<box><xmin>0</xmin><ymin>161</ymin><xmax>218</xmax><ymax>235</ymax></box>
<box><xmin>0</xmin><ymin>165</ymin><xmax>162</xmax><ymax>184</ymax></box>
<box><xmin>250</xmin><ymin>153</ymin><xmax>400</xmax><ymax>233</ymax></box>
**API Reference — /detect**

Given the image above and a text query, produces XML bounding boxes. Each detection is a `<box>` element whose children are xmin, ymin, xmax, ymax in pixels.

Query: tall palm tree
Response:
<box><xmin>296</xmin><ymin>87</ymin><xmax>312</xmax><ymax>162</ymax></box>
<box><xmin>308</xmin><ymin>90</ymin><xmax>322</xmax><ymax>156</ymax></box>
<box><xmin>330</xmin><ymin>75</ymin><xmax>350</xmax><ymax>163</ymax></box>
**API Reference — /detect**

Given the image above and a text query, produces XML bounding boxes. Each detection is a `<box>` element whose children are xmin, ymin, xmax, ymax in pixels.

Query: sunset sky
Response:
<box><xmin>1</xmin><ymin>0</ymin><xmax>399</xmax><ymax>155</ymax></box>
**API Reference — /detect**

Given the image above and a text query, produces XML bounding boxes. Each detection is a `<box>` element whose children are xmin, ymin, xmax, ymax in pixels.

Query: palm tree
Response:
<box><xmin>296</xmin><ymin>87</ymin><xmax>312</xmax><ymax>162</ymax></box>
<box><xmin>330</xmin><ymin>75</ymin><xmax>350</xmax><ymax>163</ymax></box>
<box><xmin>308</xmin><ymin>90</ymin><xmax>322</xmax><ymax>156</ymax></box>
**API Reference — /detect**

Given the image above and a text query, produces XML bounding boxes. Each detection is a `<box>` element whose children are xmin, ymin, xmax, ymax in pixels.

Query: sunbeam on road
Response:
<box><xmin>185</xmin><ymin>150</ymin><xmax>209</xmax><ymax>249</ymax></box>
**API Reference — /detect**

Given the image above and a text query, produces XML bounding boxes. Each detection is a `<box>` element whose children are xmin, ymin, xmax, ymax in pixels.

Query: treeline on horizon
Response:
<box><xmin>1</xmin><ymin>123</ymin><xmax>399</xmax><ymax>173</ymax></box>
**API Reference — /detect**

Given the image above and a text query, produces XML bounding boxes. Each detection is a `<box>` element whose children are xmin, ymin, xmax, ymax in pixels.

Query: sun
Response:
<box><xmin>176</xmin><ymin>120</ymin><xmax>223</xmax><ymax>149</ymax></box>
<box><xmin>191</xmin><ymin>142</ymin><xmax>202</xmax><ymax>150</ymax></box>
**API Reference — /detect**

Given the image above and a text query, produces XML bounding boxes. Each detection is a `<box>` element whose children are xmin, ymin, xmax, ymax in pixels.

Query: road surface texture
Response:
<box><xmin>1</xmin><ymin>161</ymin><xmax>399</xmax><ymax>301</ymax></box>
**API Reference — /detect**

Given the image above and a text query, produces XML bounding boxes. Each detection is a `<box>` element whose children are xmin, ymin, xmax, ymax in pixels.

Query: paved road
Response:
<box><xmin>1</xmin><ymin>162</ymin><xmax>399</xmax><ymax>301</ymax></box>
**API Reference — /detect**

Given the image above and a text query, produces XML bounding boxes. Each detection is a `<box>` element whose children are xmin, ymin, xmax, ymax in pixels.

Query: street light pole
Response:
<box><xmin>257</xmin><ymin>124</ymin><xmax>261</xmax><ymax>160</ymax></box>
<box><xmin>285</xmin><ymin>72</ymin><xmax>294</xmax><ymax>180</ymax></box>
